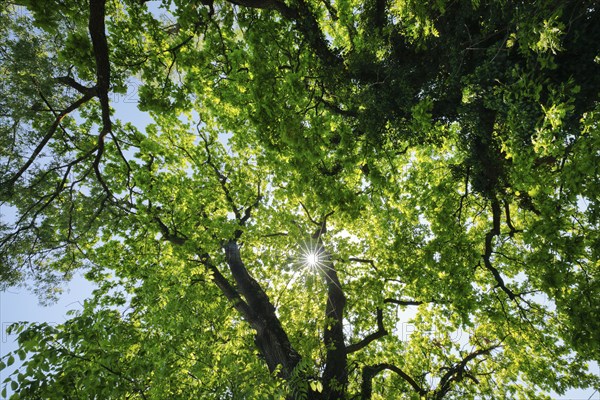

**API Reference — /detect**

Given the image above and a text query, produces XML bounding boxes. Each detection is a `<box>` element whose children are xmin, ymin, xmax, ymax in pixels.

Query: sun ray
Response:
<box><xmin>298</xmin><ymin>239</ymin><xmax>327</xmax><ymax>275</ymax></box>
<box><xmin>295</xmin><ymin>239</ymin><xmax>345</xmax><ymax>295</ymax></box>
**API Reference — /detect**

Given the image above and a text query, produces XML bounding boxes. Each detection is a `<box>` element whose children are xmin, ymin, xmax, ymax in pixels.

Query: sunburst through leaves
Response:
<box><xmin>298</xmin><ymin>239</ymin><xmax>328</xmax><ymax>275</ymax></box>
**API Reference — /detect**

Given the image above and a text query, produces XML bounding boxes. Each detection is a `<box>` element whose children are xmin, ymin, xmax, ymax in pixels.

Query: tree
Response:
<box><xmin>1</xmin><ymin>0</ymin><xmax>599</xmax><ymax>398</ymax></box>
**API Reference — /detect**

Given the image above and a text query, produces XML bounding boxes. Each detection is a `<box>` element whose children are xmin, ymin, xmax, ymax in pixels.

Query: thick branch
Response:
<box><xmin>361</xmin><ymin>363</ymin><xmax>426</xmax><ymax>399</ymax></box>
<box><xmin>153</xmin><ymin>215</ymin><xmax>187</xmax><ymax>245</ymax></box>
<box><xmin>384</xmin><ymin>298</ymin><xmax>424</xmax><ymax>307</ymax></box>
<box><xmin>199</xmin><ymin>256</ymin><xmax>256</xmax><ymax>322</ymax></box>
<box><xmin>228</xmin><ymin>0</ymin><xmax>297</xmax><ymax>18</ymax></box>
<box><xmin>89</xmin><ymin>0</ymin><xmax>111</xmax><ymax>100</ymax></box>
<box><xmin>322</xmin><ymin>253</ymin><xmax>348</xmax><ymax>398</ymax></box>
<box><xmin>88</xmin><ymin>0</ymin><xmax>113</xmax><ymax>194</ymax></box>
<box><xmin>223</xmin><ymin>241</ymin><xmax>300</xmax><ymax>377</ymax></box>
<box><xmin>55</xmin><ymin>76</ymin><xmax>97</xmax><ymax>96</ymax></box>
<box><xmin>346</xmin><ymin>308</ymin><xmax>387</xmax><ymax>354</ymax></box>
<box><xmin>504</xmin><ymin>199</ymin><xmax>522</xmax><ymax>237</ymax></box>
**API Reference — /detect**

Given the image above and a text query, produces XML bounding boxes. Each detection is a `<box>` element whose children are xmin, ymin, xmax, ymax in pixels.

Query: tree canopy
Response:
<box><xmin>1</xmin><ymin>0</ymin><xmax>599</xmax><ymax>398</ymax></box>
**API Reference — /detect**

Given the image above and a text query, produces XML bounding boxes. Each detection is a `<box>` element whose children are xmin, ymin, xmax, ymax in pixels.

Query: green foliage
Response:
<box><xmin>1</xmin><ymin>0</ymin><xmax>599</xmax><ymax>398</ymax></box>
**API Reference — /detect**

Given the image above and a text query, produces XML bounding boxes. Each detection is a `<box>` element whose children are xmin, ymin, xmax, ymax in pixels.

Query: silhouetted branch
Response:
<box><xmin>89</xmin><ymin>0</ymin><xmax>113</xmax><ymax>195</ymax></box>
<box><xmin>55</xmin><ymin>76</ymin><xmax>97</xmax><ymax>96</ymax></box>
<box><xmin>222</xmin><ymin>241</ymin><xmax>301</xmax><ymax>377</ymax></box>
<box><xmin>503</xmin><ymin>199</ymin><xmax>522</xmax><ymax>237</ymax></box>
<box><xmin>434</xmin><ymin>344</ymin><xmax>501</xmax><ymax>399</ymax></box>
<box><xmin>483</xmin><ymin>198</ymin><xmax>516</xmax><ymax>300</ymax></box>
<box><xmin>2</xmin><ymin>93</ymin><xmax>93</xmax><ymax>189</ymax></box>
<box><xmin>153</xmin><ymin>215</ymin><xmax>187</xmax><ymax>245</ymax></box>
<box><xmin>322</xmin><ymin>254</ymin><xmax>348</xmax><ymax>397</ymax></box>
<box><xmin>346</xmin><ymin>308</ymin><xmax>387</xmax><ymax>354</ymax></box>
<box><xmin>384</xmin><ymin>298</ymin><xmax>424</xmax><ymax>307</ymax></box>
<box><xmin>361</xmin><ymin>363</ymin><xmax>426</xmax><ymax>399</ymax></box>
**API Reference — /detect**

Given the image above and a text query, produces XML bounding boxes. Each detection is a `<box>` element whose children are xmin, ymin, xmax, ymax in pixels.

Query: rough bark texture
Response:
<box><xmin>321</xmin><ymin>257</ymin><xmax>348</xmax><ymax>399</ymax></box>
<box><xmin>224</xmin><ymin>241</ymin><xmax>301</xmax><ymax>377</ymax></box>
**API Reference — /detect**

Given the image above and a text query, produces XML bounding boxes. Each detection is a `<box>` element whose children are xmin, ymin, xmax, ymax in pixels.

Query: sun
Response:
<box><xmin>299</xmin><ymin>239</ymin><xmax>327</xmax><ymax>274</ymax></box>
<box><xmin>304</xmin><ymin>251</ymin><xmax>320</xmax><ymax>268</ymax></box>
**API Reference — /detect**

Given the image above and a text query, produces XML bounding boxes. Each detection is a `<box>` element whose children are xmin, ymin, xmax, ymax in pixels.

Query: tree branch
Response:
<box><xmin>483</xmin><ymin>198</ymin><xmax>516</xmax><ymax>300</ymax></box>
<box><xmin>299</xmin><ymin>201</ymin><xmax>318</xmax><ymax>225</ymax></box>
<box><xmin>88</xmin><ymin>0</ymin><xmax>113</xmax><ymax>195</ymax></box>
<box><xmin>236</xmin><ymin>181</ymin><xmax>263</xmax><ymax>238</ymax></box>
<box><xmin>227</xmin><ymin>0</ymin><xmax>297</xmax><ymax>18</ymax></box>
<box><xmin>434</xmin><ymin>344</ymin><xmax>501</xmax><ymax>399</ymax></box>
<box><xmin>503</xmin><ymin>199</ymin><xmax>522</xmax><ymax>237</ymax></box>
<box><xmin>199</xmin><ymin>129</ymin><xmax>241</xmax><ymax>221</ymax></box>
<box><xmin>383</xmin><ymin>298</ymin><xmax>424</xmax><ymax>307</ymax></box>
<box><xmin>346</xmin><ymin>308</ymin><xmax>387</xmax><ymax>354</ymax></box>
<box><xmin>197</xmin><ymin>255</ymin><xmax>255</xmax><ymax>321</ymax></box>
<box><xmin>2</xmin><ymin>93</ymin><xmax>94</xmax><ymax>191</ymax></box>
<box><xmin>239</xmin><ymin>192</ymin><xmax>262</xmax><ymax>226</ymax></box>
<box><xmin>153</xmin><ymin>215</ymin><xmax>187</xmax><ymax>245</ymax></box>
<box><xmin>89</xmin><ymin>0</ymin><xmax>111</xmax><ymax>99</ymax></box>
<box><xmin>453</xmin><ymin>166</ymin><xmax>470</xmax><ymax>224</ymax></box>
<box><xmin>55</xmin><ymin>76</ymin><xmax>97</xmax><ymax>96</ymax></box>
<box><xmin>361</xmin><ymin>363</ymin><xmax>426</xmax><ymax>399</ymax></box>
<box><xmin>222</xmin><ymin>241</ymin><xmax>300</xmax><ymax>377</ymax></box>
<box><xmin>348</xmin><ymin>257</ymin><xmax>379</xmax><ymax>272</ymax></box>
<box><xmin>321</xmin><ymin>247</ymin><xmax>348</xmax><ymax>397</ymax></box>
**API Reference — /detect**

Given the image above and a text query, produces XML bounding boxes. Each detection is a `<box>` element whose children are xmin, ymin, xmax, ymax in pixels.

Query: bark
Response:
<box><xmin>223</xmin><ymin>241</ymin><xmax>301</xmax><ymax>377</ymax></box>
<box><xmin>321</xmin><ymin>257</ymin><xmax>348</xmax><ymax>399</ymax></box>
<box><xmin>88</xmin><ymin>0</ymin><xmax>113</xmax><ymax>194</ymax></box>
<box><xmin>89</xmin><ymin>0</ymin><xmax>111</xmax><ymax>100</ymax></box>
